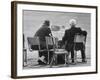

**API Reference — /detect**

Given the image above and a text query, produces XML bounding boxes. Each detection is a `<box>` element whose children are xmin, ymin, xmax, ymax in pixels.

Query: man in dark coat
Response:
<box><xmin>34</xmin><ymin>20</ymin><xmax>52</xmax><ymax>49</ymax></box>
<box><xmin>34</xmin><ymin>20</ymin><xmax>53</xmax><ymax>65</ymax></box>
<box><xmin>62</xmin><ymin>19</ymin><xmax>87</xmax><ymax>63</ymax></box>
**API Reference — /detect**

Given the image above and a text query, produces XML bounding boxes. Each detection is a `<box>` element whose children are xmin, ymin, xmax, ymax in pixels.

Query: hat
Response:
<box><xmin>44</xmin><ymin>20</ymin><xmax>50</xmax><ymax>26</ymax></box>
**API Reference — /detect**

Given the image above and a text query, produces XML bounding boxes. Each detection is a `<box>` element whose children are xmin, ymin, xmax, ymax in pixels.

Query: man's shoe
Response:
<box><xmin>71</xmin><ymin>60</ymin><xmax>76</xmax><ymax>65</ymax></box>
<box><xmin>82</xmin><ymin>59</ymin><xmax>87</xmax><ymax>63</ymax></box>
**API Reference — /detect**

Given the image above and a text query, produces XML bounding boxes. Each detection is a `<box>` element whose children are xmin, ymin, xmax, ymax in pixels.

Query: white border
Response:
<box><xmin>17</xmin><ymin>4</ymin><xmax>96</xmax><ymax>76</ymax></box>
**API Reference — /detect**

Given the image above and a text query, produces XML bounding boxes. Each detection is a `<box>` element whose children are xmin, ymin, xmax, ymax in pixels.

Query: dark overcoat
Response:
<box><xmin>62</xmin><ymin>27</ymin><xmax>87</xmax><ymax>51</ymax></box>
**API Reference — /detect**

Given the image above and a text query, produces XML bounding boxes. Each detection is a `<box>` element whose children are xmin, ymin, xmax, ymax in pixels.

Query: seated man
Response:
<box><xmin>62</xmin><ymin>19</ymin><xmax>87</xmax><ymax>63</ymax></box>
<box><xmin>33</xmin><ymin>20</ymin><xmax>53</xmax><ymax>65</ymax></box>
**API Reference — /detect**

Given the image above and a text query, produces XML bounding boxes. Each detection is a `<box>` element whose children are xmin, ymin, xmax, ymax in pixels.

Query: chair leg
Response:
<box><xmin>64</xmin><ymin>54</ymin><xmax>67</xmax><ymax>66</ymax></box>
<box><xmin>47</xmin><ymin>51</ymin><xmax>49</xmax><ymax>64</ymax></box>
<box><xmin>55</xmin><ymin>54</ymin><xmax>57</xmax><ymax>65</ymax></box>
<box><xmin>64</xmin><ymin>53</ymin><xmax>69</xmax><ymax>67</ymax></box>
<box><xmin>26</xmin><ymin>50</ymin><xmax>27</xmax><ymax>64</ymax></box>
<box><xmin>23</xmin><ymin>49</ymin><xmax>27</xmax><ymax>67</ymax></box>
<box><xmin>67</xmin><ymin>53</ymin><xmax>69</xmax><ymax>66</ymax></box>
<box><xmin>74</xmin><ymin>50</ymin><xmax>77</xmax><ymax>64</ymax></box>
<box><xmin>23</xmin><ymin>51</ymin><xmax>24</xmax><ymax>67</ymax></box>
<box><xmin>50</xmin><ymin>54</ymin><xmax>55</xmax><ymax>68</ymax></box>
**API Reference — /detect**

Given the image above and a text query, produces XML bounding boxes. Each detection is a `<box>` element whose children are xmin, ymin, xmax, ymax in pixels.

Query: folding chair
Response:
<box><xmin>46</xmin><ymin>37</ymin><xmax>69</xmax><ymax>68</ymax></box>
<box><xmin>27</xmin><ymin>37</ymin><xmax>47</xmax><ymax>64</ymax></box>
<box><xmin>27</xmin><ymin>37</ymin><xmax>40</xmax><ymax>51</ymax></box>
<box><xmin>23</xmin><ymin>34</ymin><xmax>27</xmax><ymax>67</ymax></box>
<box><xmin>45</xmin><ymin>37</ymin><xmax>54</xmax><ymax>64</ymax></box>
<box><xmin>23</xmin><ymin>49</ymin><xmax>27</xmax><ymax>67</ymax></box>
<box><xmin>73</xmin><ymin>34</ymin><xmax>86</xmax><ymax>63</ymax></box>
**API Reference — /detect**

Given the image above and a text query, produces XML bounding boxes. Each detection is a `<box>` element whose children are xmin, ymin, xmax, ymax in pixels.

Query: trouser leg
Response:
<box><xmin>81</xmin><ymin>48</ymin><xmax>86</xmax><ymax>62</ymax></box>
<box><xmin>49</xmin><ymin>51</ymin><xmax>53</xmax><ymax>64</ymax></box>
<box><xmin>38</xmin><ymin>51</ymin><xmax>47</xmax><ymax>64</ymax></box>
<box><xmin>71</xmin><ymin>50</ymin><xmax>74</xmax><ymax>62</ymax></box>
<box><xmin>39</xmin><ymin>51</ymin><xmax>42</xmax><ymax>57</ymax></box>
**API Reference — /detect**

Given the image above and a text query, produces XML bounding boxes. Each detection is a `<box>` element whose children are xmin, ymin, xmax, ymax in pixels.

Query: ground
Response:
<box><xmin>23</xmin><ymin>50</ymin><xmax>91</xmax><ymax>69</ymax></box>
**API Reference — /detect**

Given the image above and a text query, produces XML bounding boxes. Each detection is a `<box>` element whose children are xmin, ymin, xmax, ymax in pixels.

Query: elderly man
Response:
<box><xmin>34</xmin><ymin>20</ymin><xmax>53</xmax><ymax>65</ymax></box>
<box><xmin>34</xmin><ymin>20</ymin><xmax>52</xmax><ymax>49</ymax></box>
<box><xmin>62</xmin><ymin>19</ymin><xmax>87</xmax><ymax>63</ymax></box>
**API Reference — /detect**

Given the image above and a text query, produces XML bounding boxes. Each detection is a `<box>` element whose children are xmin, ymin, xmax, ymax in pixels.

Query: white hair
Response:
<box><xmin>69</xmin><ymin>19</ymin><xmax>77</xmax><ymax>25</ymax></box>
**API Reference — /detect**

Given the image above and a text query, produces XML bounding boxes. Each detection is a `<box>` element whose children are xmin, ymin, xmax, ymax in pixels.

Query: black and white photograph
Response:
<box><xmin>23</xmin><ymin>10</ymin><xmax>90</xmax><ymax>69</ymax></box>
<box><xmin>11</xmin><ymin>1</ymin><xmax>97</xmax><ymax>78</ymax></box>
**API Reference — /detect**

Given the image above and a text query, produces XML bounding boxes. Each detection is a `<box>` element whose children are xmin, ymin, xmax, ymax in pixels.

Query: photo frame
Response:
<box><xmin>11</xmin><ymin>1</ymin><xmax>98</xmax><ymax>78</ymax></box>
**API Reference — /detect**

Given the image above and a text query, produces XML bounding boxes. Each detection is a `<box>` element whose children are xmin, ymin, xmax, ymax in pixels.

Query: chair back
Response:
<box><xmin>54</xmin><ymin>37</ymin><xmax>59</xmax><ymax>48</ymax></box>
<box><xmin>27</xmin><ymin>37</ymin><xmax>40</xmax><ymax>51</ymax></box>
<box><xmin>74</xmin><ymin>34</ymin><xmax>86</xmax><ymax>44</ymax></box>
<box><xmin>46</xmin><ymin>37</ymin><xmax>54</xmax><ymax>45</ymax></box>
<box><xmin>46</xmin><ymin>37</ymin><xmax>58</xmax><ymax>50</ymax></box>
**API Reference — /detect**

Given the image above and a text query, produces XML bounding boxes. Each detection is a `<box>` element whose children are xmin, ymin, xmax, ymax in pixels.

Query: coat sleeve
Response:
<box><xmin>77</xmin><ymin>28</ymin><xmax>87</xmax><ymax>36</ymax></box>
<box><xmin>47</xmin><ymin>28</ymin><xmax>52</xmax><ymax>36</ymax></box>
<box><xmin>82</xmin><ymin>30</ymin><xmax>87</xmax><ymax>36</ymax></box>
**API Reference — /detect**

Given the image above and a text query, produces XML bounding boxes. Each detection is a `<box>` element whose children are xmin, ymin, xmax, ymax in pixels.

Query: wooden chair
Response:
<box><xmin>73</xmin><ymin>34</ymin><xmax>86</xmax><ymax>63</ymax></box>
<box><xmin>45</xmin><ymin>37</ymin><xmax>69</xmax><ymax>67</ymax></box>
<box><xmin>27</xmin><ymin>37</ymin><xmax>47</xmax><ymax>64</ymax></box>
<box><xmin>45</xmin><ymin>37</ymin><xmax>53</xmax><ymax>64</ymax></box>
<box><xmin>27</xmin><ymin>37</ymin><xmax>40</xmax><ymax>51</ymax></box>
<box><xmin>23</xmin><ymin>34</ymin><xmax>27</xmax><ymax>67</ymax></box>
